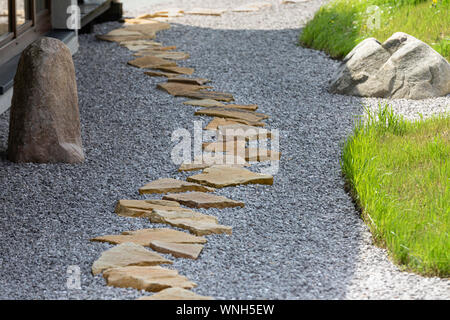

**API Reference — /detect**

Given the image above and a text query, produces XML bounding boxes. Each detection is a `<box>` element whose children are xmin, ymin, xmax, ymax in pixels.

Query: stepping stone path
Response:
<box><xmin>92</xmin><ymin>242</ymin><xmax>172</xmax><ymax>275</ymax></box>
<box><xmin>162</xmin><ymin>192</ymin><xmax>245</xmax><ymax>209</ymax></box>
<box><xmin>139</xmin><ymin>178</ymin><xmax>215</xmax><ymax>194</ymax></box>
<box><xmin>138</xmin><ymin>287</ymin><xmax>213</xmax><ymax>300</ymax></box>
<box><xmin>91</xmin><ymin>9</ymin><xmax>280</xmax><ymax>299</ymax></box>
<box><xmin>103</xmin><ymin>266</ymin><xmax>196</xmax><ymax>292</ymax></box>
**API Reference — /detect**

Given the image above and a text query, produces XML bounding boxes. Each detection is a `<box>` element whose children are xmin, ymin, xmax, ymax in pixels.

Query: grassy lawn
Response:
<box><xmin>300</xmin><ymin>0</ymin><xmax>449</xmax><ymax>61</ymax></box>
<box><xmin>341</xmin><ymin>106</ymin><xmax>449</xmax><ymax>277</ymax></box>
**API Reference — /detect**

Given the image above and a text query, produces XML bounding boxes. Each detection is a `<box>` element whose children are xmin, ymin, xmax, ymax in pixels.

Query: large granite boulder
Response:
<box><xmin>329</xmin><ymin>32</ymin><xmax>450</xmax><ymax>99</ymax></box>
<box><xmin>8</xmin><ymin>37</ymin><xmax>84</xmax><ymax>163</ymax></box>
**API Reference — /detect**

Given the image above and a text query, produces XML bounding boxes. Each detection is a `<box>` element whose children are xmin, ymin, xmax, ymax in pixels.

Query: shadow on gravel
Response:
<box><xmin>0</xmin><ymin>21</ymin><xmax>370</xmax><ymax>299</ymax></box>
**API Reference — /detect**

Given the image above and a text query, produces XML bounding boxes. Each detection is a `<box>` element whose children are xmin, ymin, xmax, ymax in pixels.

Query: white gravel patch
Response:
<box><xmin>0</xmin><ymin>0</ymin><xmax>448</xmax><ymax>300</ymax></box>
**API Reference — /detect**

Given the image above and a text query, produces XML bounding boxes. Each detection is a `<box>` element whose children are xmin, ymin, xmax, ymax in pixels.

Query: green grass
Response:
<box><xmin>300</xmin><ymin>0</ymin><xmax>449</xmax><ymax>61</ymax></box>
<box><xmin>341</xmin><ymin>105</ymin><xmax>449</xmax><ymax>277</ymax></box>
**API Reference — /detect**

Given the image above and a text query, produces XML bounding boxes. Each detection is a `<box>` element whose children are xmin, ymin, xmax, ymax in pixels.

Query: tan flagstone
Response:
<box><xmin>137</xmin><ymin>45</ymin><xmax>177</xmax><ymax>52</ymax></box>
<box><xmin>178</xmin><ymin>156</ymin><xmax>248</xmax><ymax>172</ymax></box>
<box><xmin>96</xmin><ymin>29</ymin><xmax>151</xmax><ymax>42</ymax></box>
<box><xmin>202</xmin><ymin>140</ymin><xmax>246</xmax><ymax>153</ymax></box>
<box><xmin>133</xmin><ymin>51</ymin><xmax>190</xmax><ymax>60</ymax></box>
<box><xmin>204</xmin><ymin>117</ymin><xmax>264</xmax><ymax>130</ymax></box>
<box><xmin>195</xmin><ymin>107</ymin><xmax>268</xmax><ymax>123</ymax></box>
<box><xmin>91</xmin><ymin>242</ymin><xmax>172</xmax><ymax>275</ymax></box>
<box><xmin>157</xmin><ymin>82</ymin><xmax>213</xmax><ymax>95</ymax></box>
<box><xmin>124</xmin><ymin>22</ymin><xmax>171</xmax><ymax>36</ymax></box>
<box><xmin>241</xmin><ymin>148</ymin><xmax>281</xmax><ymax>162</ymax></box>
<box><xmin>91</xmin><ymin>228</ymin><xmax>207</xmax><ymax>246</ymax></box>
<box><xmin>185</xmin><ymin>8</ymin><xmax>226</xmax><ymax>16</ymax></box>
<box><xmin>145</xmin><ymin>71</ymin><xmax>180</xmax><ymax>78</ymax></box>
<box><xmin>128</xmin><ymin>56</ymin><xmax>177</xmax><ymax>69</ymax></box>
<box><xmin>138</xmin><ymin>287</ymin><xmax>214</xmax><ymax>300</ymax></box>
<box><xmin>183</xmin><ymin>99</ymin><xmax>225</xmax><ymax>107</ymax></box>
<box><xmin>124</xmin><ymin>18</ymin><xmax>157</xmax><ymax>25</ymax></box>
<box><xmin>168</xmin><ymin>78</ymin><xmax>211</xmax><ymax>86</ymax></box>
<box><xmin>103</xmin><ymin>266</ymin><xmax>196</xmax><ymax>292</ymax></box>
<box><xmin>119</xmin><ymin>40</ymin><xmax>162</xmax><ymax>51</ymax></box>
<box><xmin>164</xmin><ymin>218</ymin><xmax>232</xmax><ymax>236</ymax></box>
<box><xmin>218</xmin><ymin>124</ymin><xmax>271</xmax><ymax>141</ymax></box>
<box><xmin>187</xmin><ymin>165</ymin><xmax>273</xmax><ymax>188</ymax></box>
<box><xmin>139</xmin><ymin>178</ymin><xmax>215</xmax><ymax>194</ymax></box>
<box><xmin>149</xmin><ymin>241</ymin><xmax>204</xmax><ymax>259</ymax></box>
<box><xmin>163</xmin><ymin>192</ymin><xmax>245</xmax><ymax>209</ymax></box>
<box><xmin>156</xmin><ymin>66</ymin><xmax>195</xmax><ymax>75</ymax></box>
<box><xmin>176</xmin><ymin>90</ymin><xmax>234</xmax><ymax>102</ymax></box>
<box><xmin>224</xmin><ymin>104</ymin><xmax>258</xmax><ymax>111</ymax></box>
<box><xmin>138</xmin><ymin>9</ymin><xmax>184</xmax><ymax>19</ymax></box>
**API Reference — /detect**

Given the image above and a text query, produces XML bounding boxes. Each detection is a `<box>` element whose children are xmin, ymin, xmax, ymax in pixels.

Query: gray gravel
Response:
<box><xmin>0</xmin><ymin>0</ymin><xmax>448</xmax><ymax>299</ymax></box>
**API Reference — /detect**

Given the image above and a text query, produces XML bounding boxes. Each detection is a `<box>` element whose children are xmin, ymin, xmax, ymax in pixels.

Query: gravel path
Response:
<box><xmin>0</xmin><ymin>0</ymin><xmax>448</xmax><ymax>299</ymax></box>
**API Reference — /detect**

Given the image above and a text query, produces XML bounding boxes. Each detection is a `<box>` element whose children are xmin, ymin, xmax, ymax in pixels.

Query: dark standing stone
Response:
<box><xmin>8</xmin><ymin>37</ymin><xmax>84</xmax><ymax>163</ymax></box>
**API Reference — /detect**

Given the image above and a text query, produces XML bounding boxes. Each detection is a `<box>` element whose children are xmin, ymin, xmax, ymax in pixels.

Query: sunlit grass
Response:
<box><xmin>300</xmin><ymin>0</ymin><xmax>449</xmax><ymax>60</ymax></box>
<box><xmin>341</xmin><ymin>105</ymin><xmax>449</xmax><ymax>276</ymax></box>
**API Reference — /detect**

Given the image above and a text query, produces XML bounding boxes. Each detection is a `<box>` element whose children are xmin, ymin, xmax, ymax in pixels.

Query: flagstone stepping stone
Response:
<box><xmin>178</xmin><ymin>157</ymin><xmax>249</xmax><ymax>171</ymax></box>
<box><xmin>103</xmin><ymin>266</ymin><xmax>196</xmax><ymax>292</ymax></box>
<box><xmin>187</xmin><ymin>165</ymin><xmax>273</xmax><ymax>188</ymax></box>
<box><xmin>163</xmin><ymin>192</ymin><xmax>245</xmax><ymax>209</ymax></box>
<box><xmin>138</xmin><ymin>9</ymin><xmax>185</xmax><ymax>19</ymax></box>
<box><xmin>156</xmin><ymin>66</ymin><xmax>195</xmax><ymax>75</ymax></box>
<box><xmin>124</xmin><ymin>22</ymin><xmax>171</xmax><ymax>36</ymax></box>
<box><xmin>145</xmin><ymin>71</ymin><xmax>180</xmax><ymax>78</ymax></box>
<box><xmin>138</xmin><ymin>287</ymin><xmax>214</xmax><ymax>300</ymax></box>
<box><xmin>204</xmin><ymin>117</ymin><xmax>265</xmax><ymax>130</ymax></box>
<box><xmin>157</xmin><ymin>82</ymin><xmax>213</xmax><ymax>95</ymax></box>
<box><xmin>232</xmin><ymin>148</ymin><xmax>281</xmax><ymax>162</ymax></box>
<box><xmin>195</xmin><ymin>107</ymin><xmax>268</xmax><ymax>123</ymax></box>
<box><xmin>149</xmin><ymin>241</ymin><xmax>204</xmax><ymax>259</ymax></box>
<box><xmin>218</xmin><ymin>124</ymin><xmax>271</xmax><ymax>141</ymax></box>
<box><xmin>96</xmin><ymin>29</ymin><xmax>150</xmax><ymax>42</ymax></box>
<box><xmin>91</xmin><ymin>228</ymin><xmax>207</xmax><ymax>246</ymax></box>
<box><xmin>120</xmin><ymin>40</ymin><xmax>162</xmax><ymax>51</ymax></box>
<box><xmin>183</xmin><ymin>99</ymin><xmax>225</xmax><ymax>107</ymax></box>
<box><xmin>139</xmin><ymin>178</ymin><xmax>215</xmax><ymax>194</ymax></box>
<box><xmin>176</xmin><ymin>90</ymin><xmax>234</xmax><ymax>102</ymax></box>
<box><xmin>91</xmin><ymin>242</ymin><xmax>172</xmax><ymax>275</ymax></box>
<box><xmin>134</xmin><ymin>51</ymin><xmax>190</xmax><ymax>60</ymax></box>
<box><xmin>163</xmin><ymin>218</ymin><xmax>232</xmax><ymax>236</ymax></box>
<box><xmin>185</xmin><ymin>8</ymin><xmax>226</xmax><ymax>16</ymax></box>
<box><xmin>168</xmin><ymin>78</ymin><xmax>211</xmax><ymax>86</ymax></box>
<box><xmin>115</xmin><ymin>199</ymin><xmax>217</xmax><ymax>222</ymax></box>
<box><xmin>136</xmin><ymin>45</ymin><xmax>177</xmax><ymax>53</ymax></box>
<box><xmin>224</xmin><ymin>104</ymin><xmax>258</xmax><ymax>111</ymax></box>
<box><xmin>128</xmin><ymin>56</ymin><xmax>177</xmax><ymax>69</ymax></box>
<box><xmin>233</xmin><ymin>2</ymin><xmax>272</xmax><ymax>12</ymax></box>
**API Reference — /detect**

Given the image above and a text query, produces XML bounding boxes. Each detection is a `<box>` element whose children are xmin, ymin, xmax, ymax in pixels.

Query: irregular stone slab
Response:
<box><xmin>156</xmin><ymin>66</ymin><xmax>195</xmax><ymax>75</ymax></box>
<box><xmin>8</xmin><ymin>37</ymin><xmax>84</xmax><ymax>163</ymax></box>
<box><xmin>138</xmin><ymin>287</ymin><xmax>213</xmax><ymax>300</ymax></box>
<box><xmin>176</xmin><ymin>90</ymin><xmax>234</xmax><ymax>102</ymax></box>
<box><xmin>138</xmin><ymin>9</ymin><xmax>185</xmax><ymax>19</ymax></box>
<box><xmin>233</xmin><ymin>2</ymin><xmax>272</xmax><ymax>12</ymax></box>
<box><xmin>157</xmin><ymin>82</ymin><xmax>213</xmax><ymax>95</ymax></box>
<box><xmin>103</xmin><ymin>266</ymin><xmax>196</xmax><ymax>292</ymax></box>
<box><xmin>179</xmin><ymin>157</ymin><xmax>249</xmax><ymax>171</ymax></box>
<box><xmin>202</xmin><ymin>140</ymin><xmax>246</xmax><ymax>153</ymax></box>
<box><xmin>329</xmin><ymin>32</ymin><xmax>450</xmax><ymax>99</ymax></box>
<box><xmin>139</xmin><ymin>178</ymin><xmax>215</xmax><ymax>194</ymax></box>
<box><xmin>123</xmin><ymin>22</ymin><xmax>171</xmax><ymax>36</ymax></box>
<box><xmin>204</xmin><ymin>117</ymin><xmax>265</xmax><ymax>130</ymax></box>
<box><xmin>234</xmin><ymin>148</ymin><xmax>281</xmax><ymax>162</ymax></box>
<box><xmin>168</xmin><ymin>78</ymin><xmax>211</xmax><ymax>86</ymax></box>
<box><xmin>187</xmin><ymin>165</ymin><xmax>273</xmax><ymax>188</ymax></box>
<box><xmin>195</xmin><ymin>107</ymin><xmax>268</xmax><ymax>123</ymax></box>
<box><xmin>183</xmin><ymin>99</ymin><xmax>225</xmax><ymax>107</ymax></box>
<box><xmin>134</xmin><ymin>51</ymin><xmax>190</xmax><ymax>60</ymax></box>
<box><xmin>91</xmin><ymin>242</ymin><xmax>172</xmax><ymax>275</ymax></box>
<box><xmin>120</xmin><ymin>40</ymin><xmax>162</xmax><ymax>51</ymax></box>
<box><xmin>163</xmin><ymin>192</ymin><xmax>245</xmax><ymax>209</ymax></box>
<box><xmin>164</xmin><ymin>218</ymin><xmax>232</xmax><ymax>236</ymax></box>
<box><xmin>218</xmin><ymin>124</ymin><xmax>271</xmax><ymax>141</ymax></box>
<box><xmin>115</xmin><ymin>200</ymin><xmax>217</xmax><ymax>222</ymax></box>
<box><xmin>96</xmin><ymin>29</ymin><xmax>150</xmax><ymax>42</ymax></box>
<box><xmin>128</xmin><ymin>56</ymin><xmax>177</xmax><ymax>69</ymax></box>
<box><xmin>149</xmin><ymin>241</ymin><xmax>204</xmax><ymax>259</ymax></box>
<box><xmin>185</xmin><ymin>8</ymin><xmax>226</xmax><ymax>16</ymax></box>
<box><xmin>137</xmin><ymin>45</ymin><xmax>177</xmax><ymax>53</ymax></box>
<box><xmin>145</xmin><ymin>70</ymin><xmax>180</xmax><ymax>78</ymax></box>
<box><xmin>224</xmin><ymin>104</ymin><xmax>258</xmax><ymax>111</ymax></box>
<box><xmin>91</xmin><ymin>228</ymin><xmax>207</xmax><ymax>246</ymax></box>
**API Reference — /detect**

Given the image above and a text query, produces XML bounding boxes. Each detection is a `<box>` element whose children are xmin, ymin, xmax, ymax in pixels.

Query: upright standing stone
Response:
<box><xmin>8</xmin><ymin>37</ymin><xmax>84</xmax><ymax>163</ymax></box>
